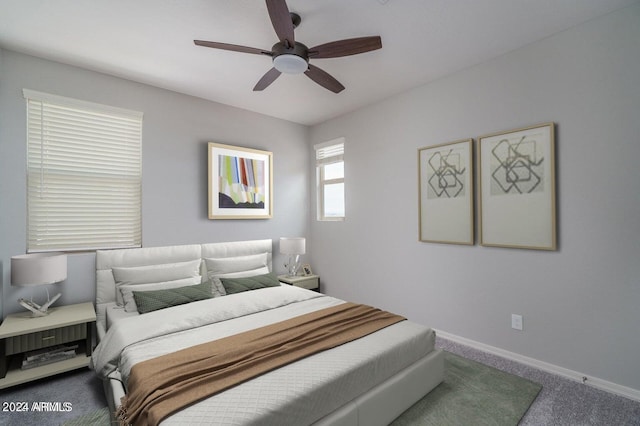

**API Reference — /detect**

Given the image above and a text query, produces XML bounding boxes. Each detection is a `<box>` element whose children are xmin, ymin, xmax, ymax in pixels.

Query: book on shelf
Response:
<box><xmin>21</xmin><ymin>344</ymin><xmax>78</xmax><ymax>370</ymax></box>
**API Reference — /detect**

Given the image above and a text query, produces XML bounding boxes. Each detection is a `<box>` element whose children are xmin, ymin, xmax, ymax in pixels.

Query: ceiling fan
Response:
<box><xmin>194</xmin><ymin>0</ymin><xmax>382</xmax><ymax>93</ymax></box>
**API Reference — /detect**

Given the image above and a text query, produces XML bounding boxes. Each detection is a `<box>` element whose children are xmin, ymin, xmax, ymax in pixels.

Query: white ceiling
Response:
<box><xmin>1</xmin><ymin>0</ymin><xmax>637</xmax><ymax>126</ymax></box>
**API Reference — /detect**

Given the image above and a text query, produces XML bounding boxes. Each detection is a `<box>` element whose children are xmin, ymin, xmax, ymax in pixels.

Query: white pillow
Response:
<box><xmin>204</xmin><ymin>253</ymin><xmax>269</xmax><ymax>297</ymax></box>
<box><xmin>119</xmin><ymin>277</ymin><xmax>201</xmax><ymax>312</ymax></box>
<box><xmin>112</xmin><ymin>259</ymin><xmax>201</xmax><ymax>305</ymax></box>
<box><xmin>210</xmin><ymin>277</ymin><xmax>226</xmax><ymax>298</ymax></box>
<box><xmin>204</xmin><ymin>253</ymin><xmax>268</xmax><ymax>277</ymax></box>
<box><xmin>213</xmin><ymin>266</ymin><xmax>270</xmax><ymax>279</ymax></box>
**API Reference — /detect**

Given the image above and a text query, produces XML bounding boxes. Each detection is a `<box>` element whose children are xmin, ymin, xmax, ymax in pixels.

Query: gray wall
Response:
<box><xmin>309</xmin><ymin>5</ymin><xmax>640</xmax><ymax>391</ymax></box>
<box><xmin>0</xmin><ymin>49</ymin><xmax>310</xmax><ymax>318</ymax></box>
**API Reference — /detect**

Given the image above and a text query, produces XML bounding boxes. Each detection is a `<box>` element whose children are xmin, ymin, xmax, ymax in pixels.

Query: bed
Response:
<box><xmin>91</xmin><ymin>239</ymin><xmax>444</xmax><ymax>425</ymax></box>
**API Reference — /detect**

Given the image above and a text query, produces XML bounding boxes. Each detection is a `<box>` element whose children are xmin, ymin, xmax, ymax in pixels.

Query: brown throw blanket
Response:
<box><xmin>117</xmin><ymin>302</ymin><xmax>405</xmax><ymax>426</ymax></box>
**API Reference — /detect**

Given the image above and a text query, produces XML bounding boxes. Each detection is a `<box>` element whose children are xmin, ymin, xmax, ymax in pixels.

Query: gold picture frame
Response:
<box><xmin>478</xmin><ymin>123</ymin><xmax>556</xmax><ymax>250</ymax></box>
<box><xmin>208</xmin><ymin>142</ymin><xmax>273</xmax><ymax>219</ymax></box>
<box><xmin>418</xmin><ymin>139</ymin><xmax>474</xmax><ymax>245</ymax></box>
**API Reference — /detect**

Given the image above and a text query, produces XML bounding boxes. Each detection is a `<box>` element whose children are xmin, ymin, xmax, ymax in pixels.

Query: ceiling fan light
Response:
<box><xmin>273</xmin><ymin>54</ymin><xmax>308</xmax><ymax>74</ymax></box>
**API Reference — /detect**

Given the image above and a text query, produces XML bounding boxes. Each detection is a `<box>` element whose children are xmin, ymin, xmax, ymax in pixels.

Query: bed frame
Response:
<box><xmin>95</xmin><ymin>239</ymin><xmax>444</xmax><ymax>425</ymax></box>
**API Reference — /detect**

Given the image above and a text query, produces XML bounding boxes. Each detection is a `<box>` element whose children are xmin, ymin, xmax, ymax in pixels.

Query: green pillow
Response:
<box><xmin>219</xmin><ymin>272</ymin><xmax>281</xmax><ymax>295</ymax></box>
<box><xmin>133</xmin><ymin>281</ymin><xmax>212</xmax><ymax>314</ymax></box>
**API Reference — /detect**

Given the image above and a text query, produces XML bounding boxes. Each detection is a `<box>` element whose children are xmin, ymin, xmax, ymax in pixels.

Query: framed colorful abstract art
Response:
<box><xmin>208</xmin><ymin>142</ymin><xmax>273</xmax><ymax>219</ymax></box>
<box><xmin>478</xmin><ymin>123</ymin><xmax>556</xmax><ymax>250</ymax></box>
<box><xmin>418</xmin><ymin>139</ymin><xmax>474</xmax><ymax>245</ymax></box>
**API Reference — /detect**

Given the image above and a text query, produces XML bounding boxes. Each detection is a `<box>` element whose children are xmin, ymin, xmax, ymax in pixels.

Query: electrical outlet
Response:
<box><xmin>511</xmin><ymin>314</ymin><xmax>523</xmax><ymax>331</ymax></box>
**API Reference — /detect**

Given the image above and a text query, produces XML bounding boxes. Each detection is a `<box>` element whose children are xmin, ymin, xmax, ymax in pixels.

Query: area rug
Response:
<box><xmin>62</xmin><ymin>351</ymin><xmax>541</xmax><ymax>426</ymax></box>
<box><xmin>61</xmin><ymin>406</ymin><xmax>110</xmax><ymax>426</ymax></box>
<box><xmin>391</xmin><ymin>351</ymin><xmax>542</xmax><ymax>426</ymax></box>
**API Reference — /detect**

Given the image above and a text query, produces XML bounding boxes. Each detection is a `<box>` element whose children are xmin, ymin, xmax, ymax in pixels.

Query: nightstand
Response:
<box><xmin>0</xmin><ymin>302</ymin><xmax>96</xmax><ymax>389</ymax></box>
<box><xmin>279</xmin><ymin>274</ymin><xmax>320</xmax><ymax>292</ymax></box>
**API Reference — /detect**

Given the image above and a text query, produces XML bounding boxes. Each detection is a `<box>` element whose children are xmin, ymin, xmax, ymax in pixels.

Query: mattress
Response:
<box><xmin>92</xmin><ymin>285</ymin><xmax>435</xmax><ymax>425</ymax></box>
<box><xmin>164</xmin><ymin>321</ymin><xmax>434</xmax><ymax>425</ymax></box>
<box><xmin>104</xmin><ymin>302</ymin><xmax>139</xmax><ymax>331</ymax></box>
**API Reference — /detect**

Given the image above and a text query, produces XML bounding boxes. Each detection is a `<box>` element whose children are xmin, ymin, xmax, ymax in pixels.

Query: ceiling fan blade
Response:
<box><xmin>253</xmin><ymin>68</ymin><xmax>282</xmax><ymax>91</ymax></box>
<box><xmin>309</xmin><ymin>36</ymin><xmax>382</xmax><ymax>59</ymax></box>
<box><xmin>265</xmin><ymin>0</ymin><xmax>295</xmax><ymax>46</ymax></box>
<box><xmin>194</xmin><ymin>40</ymin><xmax>271</xmax><ymax>56</ymax></box>
<box><xmin>304</xmin><ymin>64</ymin><xmax>345</xmax><ymax>93</ymax></box>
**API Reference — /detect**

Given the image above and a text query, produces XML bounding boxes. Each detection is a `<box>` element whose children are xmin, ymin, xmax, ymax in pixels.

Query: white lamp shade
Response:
<box><xmin>279</xmin><ymin>237</ymin><xmax>306</xmax><ymax>255</ymax></box>
<box><xmin>11</xmin><ymin>253</ymin><xmax>67</xmax><ymax>286</ymax></box>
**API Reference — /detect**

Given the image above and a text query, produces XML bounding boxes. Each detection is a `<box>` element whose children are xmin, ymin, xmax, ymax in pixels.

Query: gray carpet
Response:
<box><xmin>1</xmin><ymin>337</ymin><xmax>639</xmax><ymax>425</ymax></box>
<box><xmin>437</xmin><ymin>337</ymin><xmax>640</xmax><ymax>425</ymax></box>
<box><xmin>0</xmin><ymin>368</ymin><xmax>105</xmax><ymax>426</ymax></box>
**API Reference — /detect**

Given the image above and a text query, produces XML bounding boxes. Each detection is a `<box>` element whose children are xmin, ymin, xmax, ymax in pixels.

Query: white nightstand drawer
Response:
<box><xmin>5</xmin><ymin>324</ymin><xmax>87</xmax><ymax>355</ymax></box>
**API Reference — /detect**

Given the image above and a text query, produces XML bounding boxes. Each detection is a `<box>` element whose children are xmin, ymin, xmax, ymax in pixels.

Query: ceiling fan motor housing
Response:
<box><xmin>272</xmin><ymin>42</ymin><xmax>309</xmax><ymax>74</ymax></box>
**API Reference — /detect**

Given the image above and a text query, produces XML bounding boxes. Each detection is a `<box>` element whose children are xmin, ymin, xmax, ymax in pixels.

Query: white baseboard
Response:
<box><xmin>435</xmin><ymin>329</ymin><xmax>640</xmax><ymax>403</ymax></box>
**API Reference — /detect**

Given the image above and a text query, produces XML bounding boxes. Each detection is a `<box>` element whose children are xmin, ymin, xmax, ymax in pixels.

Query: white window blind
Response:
<box><xmin>24</xmin><ymin>89</ymin><xmax>143</xmax><ymax>252</ymax></box>
<box><xmin>315</xmin><ymin>138</ymin><xmax>345</xmax><ymax>221</ymax></box>
<box><xmin>315</xmin><ymin>141</ymin><xmax>344</xmax><ymax>165</ymax></box>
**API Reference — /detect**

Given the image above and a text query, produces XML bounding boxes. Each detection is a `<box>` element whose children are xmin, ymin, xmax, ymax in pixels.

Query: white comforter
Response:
<box><xmin>91</xmin><ymin>284</ymin><xmax>330</xmax><ymax>380</ymax></box>
<box><xmin>91</xmin><ymin>285</ymin><xmax>435</xmax><ymax>425</ymax></box>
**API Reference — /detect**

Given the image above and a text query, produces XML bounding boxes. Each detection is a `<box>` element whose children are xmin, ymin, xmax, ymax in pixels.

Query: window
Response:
<box><xmin>315</xmin><ymin>138</ymin><xmax>345</xmax><ymax>221</ymax></box>
<box><xmin>24</xmin><ymin>89</ymin><xmax>143</xmax><ymax>252</ymax></box>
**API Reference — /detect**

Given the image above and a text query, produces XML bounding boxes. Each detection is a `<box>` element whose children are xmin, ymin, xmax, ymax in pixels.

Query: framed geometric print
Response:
<box><xmin>418</xmin><ymin>139</ymin><xmax>474</xmax><ymax>245</ymax></box>
<box><xmin>478</xmin><ymin>123</ymin><xmax>556</xmax><ymax>250</ymax></box>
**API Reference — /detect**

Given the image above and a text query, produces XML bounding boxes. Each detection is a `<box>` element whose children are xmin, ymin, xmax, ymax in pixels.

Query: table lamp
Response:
<box><xmin>11</xmin><ymin>253</ymin><xmax>67</xmax><ymax>317</ymax></box>
<box><xmin>279</xmin><ymin>237</ymin><xmax>305</xmax><ymax>277</ymax></box>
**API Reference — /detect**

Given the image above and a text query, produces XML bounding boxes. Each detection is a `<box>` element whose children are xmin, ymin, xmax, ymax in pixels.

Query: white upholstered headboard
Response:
<box><xmin>95</xmin><ymin>239</ymin><xmax>273</xmax><ymax>333</ymax></box>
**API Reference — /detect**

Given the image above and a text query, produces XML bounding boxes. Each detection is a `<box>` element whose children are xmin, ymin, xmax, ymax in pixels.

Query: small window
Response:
<box><xmin>24</xmin><ymin>89</ymin><xmax>143</xmax><ymax>252</ymax></box>
<box><xmin>315</xmin><ymin>139</ymin><xmax>345</xmax><ymax>221</ymax></box>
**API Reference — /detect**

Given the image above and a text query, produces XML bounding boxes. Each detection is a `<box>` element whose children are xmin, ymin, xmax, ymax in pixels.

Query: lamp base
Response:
<box><xmin>284</xmin><ymin>254</ymin><xmax>301</xmax><ymax>277</ymax></box>
<box><xmin>18</xmin><ymin>293</ymin><xmax>61</xmax><ymax>317</ymax></box>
